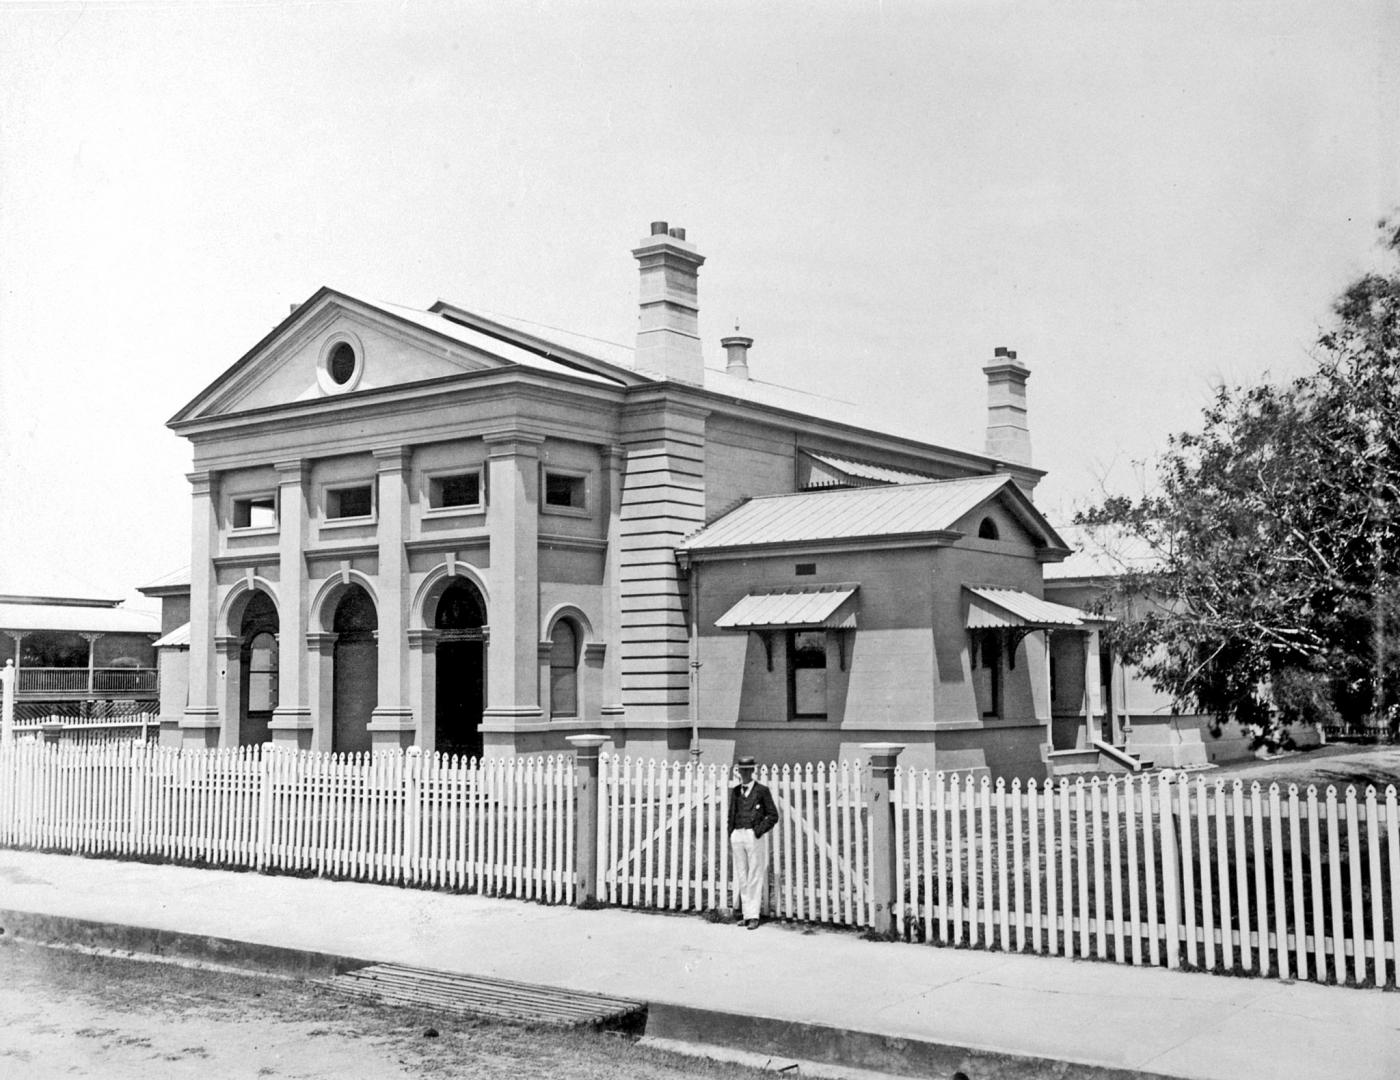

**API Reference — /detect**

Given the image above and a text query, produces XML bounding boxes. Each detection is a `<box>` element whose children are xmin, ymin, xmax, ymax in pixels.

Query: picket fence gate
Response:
<box><xmin>597</xmin><ymin>756</ymin><xmax>872</xmax><ymax>926</ymax></box>
<box><xmin>0</xmin><ymin>740</ymin><xmax>576</xmax><ymax>903</ymax></box>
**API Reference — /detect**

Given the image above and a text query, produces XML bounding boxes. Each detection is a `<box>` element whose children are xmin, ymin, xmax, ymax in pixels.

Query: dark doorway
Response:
<box><xmin>332</xmin><ymin>585</ymin><xmax>378</xmax><ymax>754</ymax></box>
<box><xmin>435</xmin><ymin>578</ymin><xmax>486</xmax><ymax>759</ymax></box>
<box><xmin>239</xmin><ymin>591</ymin><xmax>279</xmax><ymax>747</ymax></box>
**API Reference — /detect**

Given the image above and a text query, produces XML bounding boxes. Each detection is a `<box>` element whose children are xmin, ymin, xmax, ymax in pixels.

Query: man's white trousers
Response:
<box><xmin>730</xmin><ymin>827</ymin><xmax>769</xmax><ymax>920</ymax></box>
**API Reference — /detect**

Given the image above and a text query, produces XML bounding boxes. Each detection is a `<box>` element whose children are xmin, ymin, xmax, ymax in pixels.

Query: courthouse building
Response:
<box><xmin>160</xmin><ymin>222</ymin><xmax>1120</xmax><ymax>778</ymax></box>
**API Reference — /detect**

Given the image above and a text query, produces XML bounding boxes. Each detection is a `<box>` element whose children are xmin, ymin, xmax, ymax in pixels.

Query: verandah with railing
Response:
<box><xmin>1</xmin><ymin>738</ymin><xmax>1398</xmax><ymax>988</ymax></box>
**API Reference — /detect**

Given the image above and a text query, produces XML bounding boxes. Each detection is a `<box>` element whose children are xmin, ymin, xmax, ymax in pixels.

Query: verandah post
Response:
<box><xmin>862</xmin><ymin>742</ymin><xmax>905</xmax><ymax>936</ymax></box>
<box><xmin>567</xmin><ymin>735</ymin><xmax>608</xmax><ymax>905</ymax></box>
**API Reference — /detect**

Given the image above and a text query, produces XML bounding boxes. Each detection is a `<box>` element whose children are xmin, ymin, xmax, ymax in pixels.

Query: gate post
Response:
<box><xmin>863</xmin><ymin>742</ymin><xmax>905</xmax><ymax>936</ymax></box>
<box><xmin>567</xmin><ymin>735</ymin><xmax>608</xmax><ymax>905</ymax></box>
<box><xmin>1</xmin><ymin>659</ymin><xmax>14</xmax><ymax>746</ymax></box>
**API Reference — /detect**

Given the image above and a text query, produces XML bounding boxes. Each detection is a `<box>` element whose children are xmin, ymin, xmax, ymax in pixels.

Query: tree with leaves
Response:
<box><xmin>1078</xmin><ymin>219</ymin><xmax>1400</xmax><ymax>741</ymax></box>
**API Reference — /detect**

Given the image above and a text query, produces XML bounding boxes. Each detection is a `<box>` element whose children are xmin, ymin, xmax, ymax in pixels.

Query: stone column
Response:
<box><xmin>269</xmin><ymin>459</ymin><xmax>312</xmax><ymax>745</ymax></box>
<box><xmin>482</xmin><ymin>431</ymin><xmax>544</xmax><ymax>731</ymax></box>
<box><xmin>304</xmin><ymin>631</ymin><xmax>337</xmax><ymax>752</ymax></box>
<box><xmin>183</xmin><ymin>470</ymin><xmax>222</xmax><ymax>748</ymax></box>
<box><xmin>600</xmin><ymin>445</ymin><xmax>626</xmax><ymax>722</ymax></box>
<box><xmin>408</xmin><ymin>628</ymin><xmax>439</xmax><ymax>751</ymax></box>
<box><xmin>1084</xmin><ymin>628</ymin><xmax>1101</xmax><ymax>744</ymax></box>
<box><xmin>862</xmin><ymin>742</ymin><xmax>905</xmax><ymax>936</ymax></box>
<box><xmin>567</xmin><ymin>734</ymin><xmax>609</xmax><ymax>904</ymax></box>
<box><xmin>369</xmin><ymin>446</ymin><xmax>415</xmax><ymax>747</ymax></box>
<box><xmin>214</xmin><ymin>635</ymin><xmax>243</xmax><ymax>749</ymax></box>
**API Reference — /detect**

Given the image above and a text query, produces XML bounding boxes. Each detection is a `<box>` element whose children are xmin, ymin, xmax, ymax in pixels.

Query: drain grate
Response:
<box><xmin>325</xmin><ymin>963</ymin><xmax>646</xmax><ymax>1030</ymax></box>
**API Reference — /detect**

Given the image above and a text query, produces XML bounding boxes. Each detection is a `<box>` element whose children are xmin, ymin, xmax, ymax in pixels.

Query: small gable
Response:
<box><xmin>950</xmin><ymin>482</ymin><xmax>1070</xmax><ymax>559</ymax></box>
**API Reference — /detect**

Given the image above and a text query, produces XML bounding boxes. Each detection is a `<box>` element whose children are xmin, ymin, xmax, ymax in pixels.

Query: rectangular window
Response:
<box><xmin>544</xmin><ymin>472</ymin><xmax>585</xmax><ymax>510</ymax></box>
<box><xmin>972</xmin><ymin>629</ymin><xmax>1003</xmax><ymax>718</ymax></box>
<box><xmin>795</xmin><ymin>562</ymin><xmax>816</xmax><ymax>576</ymax></box>
<box><xmin>428</xmin><ymin>471</ymin><xmax>482</xmax><ymax>511</ymax></box>
<box><xmin>326</xmin><ymin>484</ymin><xmax>374</xmax><ymax>520</ymax></box>
<box><xmin>788</xmin><ymin>630</ymin><xmax>828</xmax><ymax>719</ymax></box>
<box><xmin>232</xmin><ymin>494</ymin><xmax>277</xmax><ymax>530</ymax></box>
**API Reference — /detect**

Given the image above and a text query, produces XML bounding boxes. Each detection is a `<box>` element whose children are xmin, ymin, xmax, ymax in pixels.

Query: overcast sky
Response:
<box><xmin>1</xmin><ymin>0</ymin><xmax>1396</xmax><ymax>608</ymax></box>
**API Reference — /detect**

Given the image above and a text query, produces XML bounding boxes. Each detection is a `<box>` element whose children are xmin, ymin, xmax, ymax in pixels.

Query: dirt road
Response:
<box><xmin>0</xmin><ymin>940</ymin><xmax>759</xmax><ymax>1080</ymax></box>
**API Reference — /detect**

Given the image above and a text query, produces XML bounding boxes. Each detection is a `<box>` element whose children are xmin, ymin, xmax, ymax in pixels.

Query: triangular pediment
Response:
<box><xmin>171</xmin><ymin>289</ymin><xmax>525</xmax><ymax>423</ymax></box>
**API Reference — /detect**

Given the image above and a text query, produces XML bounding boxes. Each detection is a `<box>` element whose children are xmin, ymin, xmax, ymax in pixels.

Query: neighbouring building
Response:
<box><xmin>154</xmin><ymin>222</ymin><xmax>1129</xmax><ymax>779</ymax></box>
<box><xmin>0</xmin><ymin>573</ymin><xmax>159</xmax><ymax>720</ymax></box>
<box><xmin>1042</xmin><ymin>525</ymin><xmax>1321</xmax><ymax>767</ymax></box>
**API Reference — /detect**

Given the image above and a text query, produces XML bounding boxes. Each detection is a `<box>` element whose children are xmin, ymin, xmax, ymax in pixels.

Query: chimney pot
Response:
<box><xmin>668</xmin><ymin>226</ymin><xmax>686</xmax><ymax>240</ymax></box>
<box><xmin>994</xmin><ymin>346</ymin><xmax>1017</xmax><ymax>360</ymax></box>
<box><xmin>650</xmin><ymin>221</ymin><xmax>669</xmax><ymax>236</ymax></box>
<box><xmin>720</xmin><ymin>331</ymin><xmax>754</xmax><ymax>380</ymax></box>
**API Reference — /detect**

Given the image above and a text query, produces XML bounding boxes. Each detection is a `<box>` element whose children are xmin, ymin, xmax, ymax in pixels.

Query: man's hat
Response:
<box><xmin>735</xmin><ymin>755</ymin><xmax>757</xmax><ymax>770</ymax></box>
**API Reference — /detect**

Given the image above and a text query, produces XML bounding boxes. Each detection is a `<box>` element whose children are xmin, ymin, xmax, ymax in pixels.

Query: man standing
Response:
<box><xmin>728</xmin><ymin>756</ymin><xmax>780</xmax><ymax>928</ymax></box>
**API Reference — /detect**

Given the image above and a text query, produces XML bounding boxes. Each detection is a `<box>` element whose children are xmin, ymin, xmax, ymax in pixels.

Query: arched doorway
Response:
<box><xmin>239</xmin><ymin>592</ymin><xmax>278</xmax><ymax>746</ymax></box>
<box><xmin>332</xmin><ymin>584</ymin><xmax>378</xmax><ymax>754</ymax></box>
<box><xmin>434</xmin><ymin>578</ymin><xmax>485</xmax><ymax>759</ymax></box>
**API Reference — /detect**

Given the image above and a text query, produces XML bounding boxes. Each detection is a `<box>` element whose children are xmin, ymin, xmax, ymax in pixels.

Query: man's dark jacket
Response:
<box><xmin>728</xmin><ymin>780</ymin><xmax>780</xmax><ymax>839</ymax></box>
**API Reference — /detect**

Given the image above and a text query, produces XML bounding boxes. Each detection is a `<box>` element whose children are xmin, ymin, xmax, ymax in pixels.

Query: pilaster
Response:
<box><xmin>481</xmin><ymin>430</ymin><xmax>544</xmax><ymax>725</ymax></box>
<box><xmin>371</xmin><ymin>446</ymin><xmax>414</xmax><ymax>732</ymax></box>
<box><xmin>213</xmin><ymin>634</ymin><xmax>243</xmax><ymax>749</ymax></box>
<box><xmin>408</xmin><ymin>628</ymin><xmax>439</xmax><ymax>750</ymax></box>
<box><xmin>272</xmin><ymin>459</ymin><xmax>311</xmax><ymax>731</ymax></box>
<box><xmin>183</xmin><ymin>469</ymin><xmax>221</xmax><ymax>744</ymax></box>
<box><xmin>600</xmin><ymin>444</ymin><xmax>626</xmax><ymax>720</ymax></box>
<box><xmin>303</xmin><ymin>631</ymin><xmax>338</xmax><ymax>752</ymax></box>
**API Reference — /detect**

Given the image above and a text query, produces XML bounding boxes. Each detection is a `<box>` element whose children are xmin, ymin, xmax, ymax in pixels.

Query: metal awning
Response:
<box><xmin>716</xmin><ymin>585</ymin><xmax>859</xmax><ymax>631</ymax></box>
<box><xmin>964</xmin><ymin>586</ymin><xmax>1095</xmax><ymax>630</ymax></box>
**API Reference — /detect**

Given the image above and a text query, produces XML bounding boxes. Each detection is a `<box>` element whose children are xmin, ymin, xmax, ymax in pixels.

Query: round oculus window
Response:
<box><xmin>328</xmin><ymin>341</ymin><xmax>357</xmax><ymax>386</ymax></box>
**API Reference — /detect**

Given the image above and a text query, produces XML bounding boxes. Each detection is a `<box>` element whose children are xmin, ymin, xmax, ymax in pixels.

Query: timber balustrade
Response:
<box><xmin>1</xmin><ymin>739</ymin><xmax>1397</xmax><ymax>989</ymax></box>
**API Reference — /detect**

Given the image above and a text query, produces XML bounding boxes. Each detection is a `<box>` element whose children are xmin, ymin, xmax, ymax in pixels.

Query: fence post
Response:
<box><xmin>256</xmin><ymin>744</ymin><xmax>274</xmax><ymax>871</ymax></box>
<box><xmin>567</xmin><ymin>735</ymin><xmax>608</xmax><ymax>905</ymax></box>
<box><xmin>1</xmin><ymin>659</ymin><xmax>13</xmax><ymax>746</ymax></box>
<box><xmin>862</xmin><ymin>742</ymin><xmax>905</xmax><ymax>936</ymax></box>
<box><xmin>1159</xmin><ymin>772</ymin><xmax>1181</xmax><ymax>969</ymax></box>
<box><xmin>41</xmin><ymin>721</ymin><xmax>63</xmax><ymax>747</ymax></box>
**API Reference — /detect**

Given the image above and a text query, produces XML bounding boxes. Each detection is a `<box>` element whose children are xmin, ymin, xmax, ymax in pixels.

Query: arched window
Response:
<box><xmin>978</xmin><ymin>517</ymin><xmax>1000</xmax><ymax>540</ymax></box>
<box><xmin>247</xmin><ymin>631</ymin><xmax>278</xmax><ymax>713</ymax></box>
<box><xmin>549</xmin><ymin>620</ymin><xmax>579</xmax><ymax>718</ymax></box>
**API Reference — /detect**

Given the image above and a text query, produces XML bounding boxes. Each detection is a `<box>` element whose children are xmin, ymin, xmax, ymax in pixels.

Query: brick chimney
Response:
<box><xmin>983</xmin><ymin>346</ymin><xmax>1031</xmax><ymax>465</ymax></box>
<box><xmin>720</xmin><ymin>325</ymin><xmax>752</xmax><ymax>379</ymax></box>
<box><xmin>632</xmin><ymin>221</ymin><xmax>705</xmax><ymax>383</ymax></box>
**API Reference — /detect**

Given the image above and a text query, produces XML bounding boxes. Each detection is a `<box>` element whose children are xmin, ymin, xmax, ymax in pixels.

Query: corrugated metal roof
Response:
<box><xmin>140</xmin><ymin>565</ymin><xmax>191</xmax><ymax>592</ymax></box>
<box><xmin>802</xmin><ymin>451</ymin><xmax>938</xmax><ymax>488</ymax></box>
<box><xmin>153</xmin><ymin>622</ymin><xmax>191</xmax><ymax>648</ymax></box>
<box><xmin>1042</xmin><ymin>524</ymin><xmax>1160</xmax><ymax>581</ymax></box>
<box><xmin>716</xmin><ymin>586</ymin><xmax>859</xmax><ymax>630</ymax></box>
<box><xmin>965</xmin><ymin>587</ymin><xmax>1092</xmax><ymax>629</ymax></box>
<box><xmin>0</xmin><ymin>602</ymin><xmax>160</xmax><ymax>635</ymax></box>
<box><xmin>680</xmin><ymin>475</ymin><xmax>1012</xmax><ymax>552</ymax></box>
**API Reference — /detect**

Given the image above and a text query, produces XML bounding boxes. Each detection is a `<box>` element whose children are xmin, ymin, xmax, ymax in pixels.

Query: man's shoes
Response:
<box><xmin>745</xmin><ymin>919</ymin><xmax>759</xmax><ymax>930</ymax></box>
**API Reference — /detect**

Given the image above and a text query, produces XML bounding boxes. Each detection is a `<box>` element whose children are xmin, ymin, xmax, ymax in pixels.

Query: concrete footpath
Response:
<box><xmin>2</xmin><ymin>850</ymin><xmax>1398</xmax><ymax>1080</ymax></box>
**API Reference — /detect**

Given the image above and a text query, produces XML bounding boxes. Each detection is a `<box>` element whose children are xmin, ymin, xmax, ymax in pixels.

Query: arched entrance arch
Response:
<box><xmin>433</xmin><ymin>577</ymin><xmax>486</xmax><ymax>759</ymax></box>
<box><xmin>331</xmin><ymin>584</ymin><xmax>378</xmax><ymax>753</ymax></box>
<box><xmin>237</xmin><ymin>590</ymin><xmax>279</xmax><ymax>746</ymax></box>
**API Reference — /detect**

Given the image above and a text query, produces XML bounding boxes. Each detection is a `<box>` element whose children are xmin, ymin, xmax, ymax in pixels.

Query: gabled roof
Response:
<box><xmin>167</xmin><ymin>288</ymin><xmax>1036</xmax><ymax>481</ymax></box>
<box><xmin>678</xmin><ymin>475</ymin><xmax>1070</xmax><ymax>557</ymax></box>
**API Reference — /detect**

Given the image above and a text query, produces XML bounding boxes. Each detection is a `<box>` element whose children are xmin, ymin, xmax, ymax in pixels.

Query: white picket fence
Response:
<box><xmin>897</xmin><ymin>772</ymin><xmax>1400</xmax><ymax>987</ymax></box>
<box><xmin>598</xmin><ymin>756</ymin><xmax>872</xmax><ymax>926</ymax></box>
<box><xmin>3</xmin><ymin>739</ymin><xmax>1397</xmax><ymax>988</ymax></box>
<box><xmin>0</xmin><ymin>741</ymin><xmax>576</xmax><ymax>903</ymax></box>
